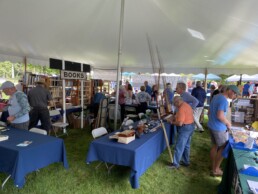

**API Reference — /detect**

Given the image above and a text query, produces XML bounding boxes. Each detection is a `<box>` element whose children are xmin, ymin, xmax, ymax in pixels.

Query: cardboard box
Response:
<box><xmin>73</xmin><ymin>117</ymin><xmax>87</xmax><ymax>128</ymax></box>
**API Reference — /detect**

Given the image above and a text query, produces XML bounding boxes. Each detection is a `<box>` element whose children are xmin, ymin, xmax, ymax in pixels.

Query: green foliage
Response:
<box><xmin>0</xmin><ymin>116</ymin><xmax>220</xmax><ymax>194</ymax></box>
<box><xmin>219</xmin><ymin>74</ymin><xmax>233</xmax><ymax>85</ymax></box>
<box><xmin>0</xmin><ymin>61</ymin><xmax>60</xmax><ymax>79</ymax></box>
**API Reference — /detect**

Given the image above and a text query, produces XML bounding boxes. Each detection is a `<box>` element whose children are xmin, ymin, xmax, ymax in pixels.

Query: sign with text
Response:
<box><xmin>61</xmin><ymin>70</ymin><xmax>87</xmax><ymax>80</ymax></box>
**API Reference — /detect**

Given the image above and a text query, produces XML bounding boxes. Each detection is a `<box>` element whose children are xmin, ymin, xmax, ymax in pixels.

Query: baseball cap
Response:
<box><xmin>0</xmin><ymin>81</ymin><xmax>15</xmax><ymax>90</ymax></box>
<box><xmin>227</xmin><ymin>85</ymin><xmax>240</xmax><ymax>95</ymax></box>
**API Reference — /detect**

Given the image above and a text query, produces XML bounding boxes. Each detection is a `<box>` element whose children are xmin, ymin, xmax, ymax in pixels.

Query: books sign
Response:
<box><xmin>61</xmin><ymin>70</ymin><xmax>87</xmax><ymax>80</ymax></box>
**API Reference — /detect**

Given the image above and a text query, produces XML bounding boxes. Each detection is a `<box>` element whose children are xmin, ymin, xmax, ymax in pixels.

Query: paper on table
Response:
<box><xmin>244</xmin><ymin>165</ymin><xmax>258</xmax><ymax>171</ymax></box>
<box><xmin>17</xmin><ymin>141</ymin><xmax>32</xmax><ymax>147</ymax></box>
<box><xmin>247</xmin><ymin>180</ymin><xmax>258</xmax><ymax>194</ymax></box>
<box><xmin>250</xmin><ymin>131</ymin><xmax>258</xmax><ymax>138</ymax></box>
<box><xmin>0</xmin><ymin>135</ymin><xmax>8</xmax><ymax>141</ymax></box>
<box><xmin>230</xmin><ymin>126</ymin><xmax>245</xmax><ymax>131</ymax></box>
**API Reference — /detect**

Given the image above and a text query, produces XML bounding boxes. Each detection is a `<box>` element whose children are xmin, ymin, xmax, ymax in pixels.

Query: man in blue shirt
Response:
<box><xmin>91</xmin><ymin>88</ymin><xmax>105</xmax><ymax>118</ymax></box>
<box><xmin>191</xmin><ymin>81</ymin><xmax>206</xmax><ymax>132</ymax></box>
<box><xmin>176</xmin><ymin>82</ymin><xmax>199</xmax><ymax>109</ymax></box>
<box><xmin>208</xmin><ymin>85</ymin><xmax>240</xmax><ymax>176</ymax></box>
<box><xmin>144</xmin><ymin>81</ymin><xmax>152</xmax><ymax>96</ymax></box>
<box><xmin>242</xmin><ymin>81</ymin><xmax>250</xmax><ymax>97</ymax></box>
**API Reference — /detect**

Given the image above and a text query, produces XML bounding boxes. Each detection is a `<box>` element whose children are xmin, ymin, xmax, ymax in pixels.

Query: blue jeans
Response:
<box><xmin>173</xmin><ymin>123</ymin><xmax>194</xmax><ymax>167</ymax></box>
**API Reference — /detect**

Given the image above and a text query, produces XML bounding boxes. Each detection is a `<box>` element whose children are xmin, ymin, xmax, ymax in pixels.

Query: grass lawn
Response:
<box><xmin>0</xmin><ymin>116</ymin><xmax>222</xmax><ymax>194</ymax></box>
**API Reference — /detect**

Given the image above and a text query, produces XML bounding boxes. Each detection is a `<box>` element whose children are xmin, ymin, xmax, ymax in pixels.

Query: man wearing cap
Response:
<box><xmin>15</xmin><ymin>80</ymin><xmax>23</xmax><ymax>92</ymax></box>
<box><xmin>0</xmin><ymin>81</ymin><xmax>30</xmax><ymax>130</ymax></box>
<box><xmin>208</xmin><ymin>85</ymin><xmax>240</xmax><ymax>176</ymax></box>
<box><xmin>28</xmin><ymin>79</ymin><xmax>52</xmax><ymax>132</ymax></box>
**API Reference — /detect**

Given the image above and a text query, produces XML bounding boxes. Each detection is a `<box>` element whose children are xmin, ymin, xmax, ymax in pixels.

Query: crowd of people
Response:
<box><xmin>119</xmin><ymin>79</ymin><xmax>241</xmax><ymax>178</ymax></box>
<box><xmin>0</xmin><ymin>79</ymin><xmax>53</xmax><ymax>133</ymax></box>
<box><xmin>0</xmin><ymin>77</ymin><xmax>242</xmax><ymax>178</ymax></box>
<box><xmin>166</xmin><ymin>81</ymin><xmax>240</xmax><ymax>178</ymax></box>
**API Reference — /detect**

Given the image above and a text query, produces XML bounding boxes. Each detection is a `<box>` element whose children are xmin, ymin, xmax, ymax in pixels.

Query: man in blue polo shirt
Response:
<box><xmin>208</xmin><ymin>85</ymin><xmax>240</xmax><ymax>177</ymax></box>
<box><xmin>144</xmin><ymin>81</ymin><xmax>152</xmax><ymax>96</ymax></box>
<box><xmin>175</xmin><ymin>82</ymin><xmax>199</xmax><ymax>109</ymax></box>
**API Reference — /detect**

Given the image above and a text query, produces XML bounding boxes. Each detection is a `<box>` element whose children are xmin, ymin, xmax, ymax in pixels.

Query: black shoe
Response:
<box><xmin>167</xmin><ymin>163</ymin><xmax>179</xmax><ymax>169</ymax></box>
<box><xmin>179</xmin><ymin>161</ymin><xmax>190</xmax><ymax>167</ymax></box>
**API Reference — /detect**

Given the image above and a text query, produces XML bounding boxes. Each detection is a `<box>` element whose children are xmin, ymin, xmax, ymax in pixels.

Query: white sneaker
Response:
<box><xmin>199</xmin><ymin>128</ymin><xmax>204</xmax><ymax>133</ymax></box>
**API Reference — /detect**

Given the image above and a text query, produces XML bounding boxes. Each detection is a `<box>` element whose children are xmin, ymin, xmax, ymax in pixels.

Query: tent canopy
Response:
<box><xmin>225</xmin><ymin>74</ymin><xmax>258</xmax><ymax>82</ymax></box>
<box><xmin>192</xmin><ymin>73</ymin><xmax>221</xmax><ymax>80</ymax></box>
<box><xmin>1</xmin><ymin>0</ymin><xmax>258</xmax><ymax>74</ymax></box>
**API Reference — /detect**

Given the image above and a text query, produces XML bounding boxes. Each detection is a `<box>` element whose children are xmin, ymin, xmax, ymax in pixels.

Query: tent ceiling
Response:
<box><xmin>1</xmin><ymin>0</ymin><xmax>258</xmax><ymax>74</ymax></box>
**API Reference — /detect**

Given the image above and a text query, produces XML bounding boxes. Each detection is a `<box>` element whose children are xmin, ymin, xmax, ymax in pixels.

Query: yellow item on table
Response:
<box><xmin>251</xmin><ymin>121</ymin><xmax>258</xmax><ymax>131</ymax></box>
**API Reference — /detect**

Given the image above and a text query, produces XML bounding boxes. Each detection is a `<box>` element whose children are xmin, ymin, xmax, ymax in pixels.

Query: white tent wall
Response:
<box><xmin>131</xmin><ymin>75</ymin><xmax>187</xmax><ymax>90</ymax></box>
<box><xmin>92</xmin><ymin>69</ymin><xmax>118</xmax><ymax>81</ymax></box>
<box><xmin>0</xmin><ymin>53</ymin><xmax>49</xmax><ymax>67</ymax></box>
<box><xmin>1</xmin><ymin>1</ymin><xmax>258</xmax><ymax>74</ymax></box>
<box><xmin>0</xmin><ymin>53</ymin><xmax>24</xmax><ymax>64</ymax></box>
<box><xmin>27</xmin><ymin>58</ymin><xmax>49</xmax><ymax>67</ymax></box>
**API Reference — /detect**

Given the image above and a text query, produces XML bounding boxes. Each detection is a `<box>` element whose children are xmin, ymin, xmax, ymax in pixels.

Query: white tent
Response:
<box><xmin>1</xmin><ymin>0</ymin><xmax>258</xmax><ymax>74</ymax></box>
<box><xmin>192</xmin><ymin>73</ymin><xmax>221</xmax><ymax>80</ymax></box>
<box><xmin>225</xmin><ymin>74</ymin><xmax>258</xmax><ymax>82</ymax></box>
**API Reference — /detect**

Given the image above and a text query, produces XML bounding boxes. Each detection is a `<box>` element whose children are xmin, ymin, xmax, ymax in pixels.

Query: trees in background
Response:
<box><xmin>0</xmin><ymin>61</ymin><xmax>59</xmax><ymax>79</ymax></box>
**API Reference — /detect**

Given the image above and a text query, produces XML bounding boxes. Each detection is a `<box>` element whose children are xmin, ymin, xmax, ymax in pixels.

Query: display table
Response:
<box><xmin>0</xmin><ymin>128</ymin><xmax>69</xmax><ymax>188</ymax></box>
<box><xmin>220</xmin><ymin>137</ymin><xmax>258</xmax><ymax>193</ymax></box>
<box><xmin>86</xmin><ymin>122</ymin><xmax>174</xmax><ymax>189</ymax></box>
<box><xmin>65</xmin><ymin>106</ymin><xmax>82</xmax><ymax>115</ymax></box>
<box><xmin>125</xmin><ymin>104</ymin><xmax>158</xmax><ymax>114</ymax></box>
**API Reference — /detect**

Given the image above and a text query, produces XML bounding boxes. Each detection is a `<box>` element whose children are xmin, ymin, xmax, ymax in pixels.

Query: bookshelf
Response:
<box><xmin>49</xmin><ymin>76</ymin><xmax>62</xmax><ymax>107</ymax></box>
<box><xmin>103</xmin><ymin>80</ymin><xmax>111</xmax><ymax>95</ymax></box>
<box><xmin>231</xmin><ymin>98</ymin><xmax>258</xmax><ymax>126</ymax></box>
<box><xmin>23</xmin><ymin>72</ymin><xmax>50</xmax><ymax>93</ymax></box>
<box><xmin>23</xmin><ymin>73</ymin><xmax>63</xmax><ymax>107</ymax></box>
<box><xmin>78</xmin><ymin>79</ymin><xmax>103</xmax><ymax>106</ymax></box>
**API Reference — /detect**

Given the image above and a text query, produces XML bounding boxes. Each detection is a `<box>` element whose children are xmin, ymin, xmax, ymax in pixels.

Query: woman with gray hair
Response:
<box><xmin>136</xmin><ymin>86</ymin><xmax>151</xmax><ymax>113</ymax></box>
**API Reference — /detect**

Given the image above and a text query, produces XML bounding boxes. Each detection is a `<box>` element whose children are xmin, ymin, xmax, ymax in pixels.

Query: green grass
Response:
<box><xmin>0</xmin><ymin>116</ymin><xmax>222</xmax><ymax>194</ymax></box>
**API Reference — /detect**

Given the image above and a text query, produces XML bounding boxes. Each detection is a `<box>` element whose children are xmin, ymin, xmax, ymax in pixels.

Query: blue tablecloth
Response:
<box><xmin>222</xmin><ymin>135</ymin><xmax>258</xmax><ymax>158</ymax></box>
<box><xmin>86</xmin><ymin>122</ymin><xmax>174</xmax><ymax>189</ymax></box>
<box><xmin>65</xmin><ymin>107</ymin><xmax>82</xmax><ymax>115</ymax></box>
<box><xmin>0</xmin><ymin>128</ymin><xmax>69</xmax><ymax>188</ymax></box>
<box><xmin>125</xmin><ymin>104</ymin><xmax>158</xmax><ymax>114</ymax></box>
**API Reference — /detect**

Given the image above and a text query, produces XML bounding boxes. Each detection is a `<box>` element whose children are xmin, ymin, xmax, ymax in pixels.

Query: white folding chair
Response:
<box><xmin>92</xmin><ymin>127</ymin><xmax>108</xmax><ymax>138</ymax></box>
<box><xmin>30</xmin><ymin>127</ymin><xmax>47</xmax><ymax>135</ymax></box>
<box><xmin>92</xmin><ymin>127</ymin><xmax>114</xmax><ymax>174</ymax></box>
<box><xmin>49</xmin><ymin>109</ymin><xmax>69</xmax><ymax>137</ymax></box>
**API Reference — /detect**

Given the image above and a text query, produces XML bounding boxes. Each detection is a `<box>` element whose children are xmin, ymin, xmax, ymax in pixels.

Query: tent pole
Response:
<box><xmin>146</xmin><ymin>34</ymin><xmax>173</xmax><ymax>164</ymax></box>
<box><xmin>114</xmin><ymin>0</ymin><xmax>125</xmax><ymax>130</ymax></box>
<box><xmin>81</xmin><ymin>63</ymin><xmax>84</xmax><ymax>129</ymax></box>
<box><xmin>204</xmin><ymin>68</ymin><xmax>208</xmax><ymax>92</ymax></box>
<box><xmin>62</xmin><ymin>60</ymin><xmax>66</xmax><ymax>126</ymax></box>
<box><xmin>23</xmin><ymin>57</ymin><xmax>27</xmax><ymax>92</ymax></box>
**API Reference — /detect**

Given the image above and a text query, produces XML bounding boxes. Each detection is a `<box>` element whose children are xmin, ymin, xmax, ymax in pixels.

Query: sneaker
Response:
<box><xmin>199</xmin><ymin>129</ymin><xmax>204</xmax><ymax>133</ymax></box>
<box><xmin>210</xmin><ymin>170</ymin><xmax>223</xmax><ymax>177</ymax></box>
<box><xmin>179</xmin><ymin>161</ymin><xmax>190</xmax><ymax>167</ymax></box>
<box><xmin>195</xmin><ymin>128</ymin><xmax>204</xmax><ymax>133</ymax></box>
<box><xmin>167</xmin><ymin>163</ymin><xmax>179</xmax><ymax>169</ymax></box>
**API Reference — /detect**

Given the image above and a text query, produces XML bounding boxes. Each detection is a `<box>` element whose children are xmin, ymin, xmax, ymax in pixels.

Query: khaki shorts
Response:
<box><xmin>209</xmin><ymin>128</ymin><xmax>229</xmax><ymax>147</ymax></box>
